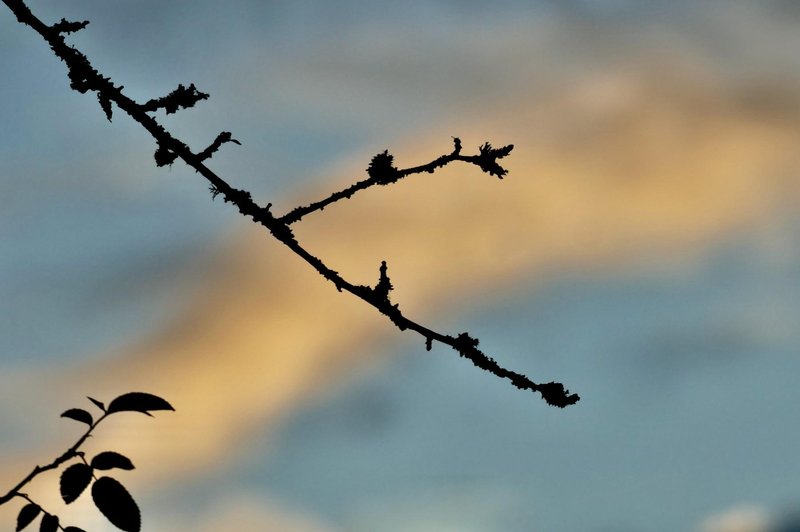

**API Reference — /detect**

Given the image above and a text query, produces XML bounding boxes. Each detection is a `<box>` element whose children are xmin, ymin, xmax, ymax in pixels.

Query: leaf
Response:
<box><xmin>64</xmin><ymin>528</ymin><xmax>87</xmax><ymax>532</ymax></box>
<box><xmin>91</xmin><ymin>451</ymin><xmax>135</xmax><ymax>471</ymax></box>
<box><xmin>38</xmin><ymin>513</ymin><xmax>58</xmax><ymax>532</ymax></box>
<box><xmin>107</xmin><ymin>392</ymin><xmax>174</xmax><ymax>416</ymax></box>
<box><xmin>60</xmin><ymin>408</ymin><xmax>93</xmax><ymax>426</ymax></box>
<box><xmin>60</xmin><ymin>463</ymin><xmax>93</xmax><ymax>504</ymax></box>
<box><xmin>92</xmin><ymin>476</ymin><xmax>141</xmax><ymax>532</ymax></box>
<box><xmin>16</xmin><ymin>503</ymin><xmax>40</xmax><ymax>531</ymax></box>
<box><xmin>87</xmin><ymin>397</ymin><xmax>106</xmax><ymax>411</ymax></box>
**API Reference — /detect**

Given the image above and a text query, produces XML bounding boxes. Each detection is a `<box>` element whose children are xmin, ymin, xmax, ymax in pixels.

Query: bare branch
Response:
<box><xmin>1</xmin><ymin>0</ymin><xmax>579</xmax><ymax>409</ymax></box>
<box><xmin>278</xmin><ymin>137</ymin><xmax>514</xmax><ymax>224</ymax></box>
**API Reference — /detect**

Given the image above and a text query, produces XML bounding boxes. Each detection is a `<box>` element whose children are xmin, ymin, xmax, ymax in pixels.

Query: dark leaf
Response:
<box><xmin>16</xmin><ymin>503</ymin><xmax>40</xmax><ymax>531</ymax></box>
<box><xmin>60</xmin><ymin>463</ymin><xmax>93</xmax><ymax>504</ymax></box>
<box><xmin>107</xmin><ymin>392</ymin><xmax>174</xmax><ymax>416</ymax></box>
<box><xmin>92</xmin><ymin>476</ymin><xmax>141</xmax><ymax>532</ymax></box>
<box><xmin>92</xmin><ymin>451</ymin><xmax>135</xmax><ymax>471</ymax></box>
<box><xmin>60</xmin><ymin>408</ymin><xmax>93</xmax><ymax>426</ymax></box>
<box><xmin>87</xmin><ymin>397</ymin><xmax>106</xmax><ymax>411</ymax></box>
<box><xmin>64</xmin><ymin>528</ymin><xmax>87</xmax><ymax>532</ymax></box>
<box><xmin>38</xmin><ymin>513</ymin><xmax>58</xmax><ymax>532</ymax></box>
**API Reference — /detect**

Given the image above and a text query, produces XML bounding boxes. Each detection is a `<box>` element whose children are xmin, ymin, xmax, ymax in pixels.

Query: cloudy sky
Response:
<box><xmin>2</xmin><ymin>1</ymin><xmax>800</xmax><ymax>531</ymax></box>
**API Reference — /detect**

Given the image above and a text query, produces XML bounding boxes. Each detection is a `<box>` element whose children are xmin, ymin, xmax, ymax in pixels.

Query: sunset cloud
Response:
<box><xmin>3</xmin><ymin>3</ymin><xmax>800</xmax><ymax>528</ymax></box>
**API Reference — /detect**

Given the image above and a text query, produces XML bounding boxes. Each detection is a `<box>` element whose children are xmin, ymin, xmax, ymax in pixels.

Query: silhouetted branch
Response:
<box><xmin>1</xmin><ymin>0</ymin><xmax>578</xmax><ymax>408</ymax></box>
<box><xmin>279</xmin><ymin>137</ymin><xmax>513</xmax><ymax>224</ymax></box>
<box><xmin>0</xmin><ymin>393</ymin><xmax>173</xmax><ymax>531</ymax></box>
<box><xmin>197</xmin><ymin>131</ymin><xmax>241</xmax><ymax>162</ymax></box>
<box><xmin>0</xmin><ymin>408</ymin><xmax>107</xmax><ymax>508</ymax></box>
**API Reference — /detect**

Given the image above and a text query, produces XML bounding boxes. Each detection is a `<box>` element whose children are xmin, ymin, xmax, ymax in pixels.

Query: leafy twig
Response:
<box><xmin>0</xmin><ymin>393</ymin><xmax>173</xmax><ymax>532</ymax></box>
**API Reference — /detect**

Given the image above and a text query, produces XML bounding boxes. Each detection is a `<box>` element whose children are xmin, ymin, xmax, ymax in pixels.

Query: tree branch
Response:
<box><xmin>0</xmin><ymin>411</ymin><xmax>107</xmax><ymax>506</ymax></box>
<box><xmin>278</xmin><ymin>137</ymin><xmax>513</xmax><ymax>224</ymax></box>
<box><xmin>1</xmin><ymin>0</ymin><xmax>579</xmax><ymax>408</ymax></box>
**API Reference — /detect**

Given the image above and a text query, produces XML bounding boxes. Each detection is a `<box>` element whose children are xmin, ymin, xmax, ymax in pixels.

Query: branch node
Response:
<box><xmin>51</xmin><ymin>18</ymin><xmax>89</xmax><ymax>34</ymax></box>
<box><xmin>537</xmin><ymin>382</ymin><xmax>581</xmax><ymax>409</ymax></box>
<box><xmin>452</xmin><ymin>136</ymin><xmax>462</xmax><ymax>154</ymax></box>
<box><xmin>154</xmin><ymin>142</ymin><xmax>178</xmax><ymax>167</ymax></box>
<box><xmin>367</xmin><ymin>150</ymin><xmax>399</xmax><ymax>184</ymax></box>
<box><xmin>198</xmin><ymin>131</ymin><xmax>241</xmax><ymax>161</ymax></box>
<box><xmin>141</xmin><ymin>83</ymin><xmax>209</xmax><ymax>114</ymax></box>
<box><xmin>373</xmin><ymin>260</ymin><xmax>394</xmax><ymax>303</ymax></box>
<box><xmin>473</xmin><ymin>142</ymin><xmax>514</xmax><ymax>179</ymax></box>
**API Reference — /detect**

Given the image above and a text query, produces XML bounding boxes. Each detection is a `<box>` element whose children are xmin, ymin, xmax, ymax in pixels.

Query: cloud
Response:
<box><xmin>156</xmin><ymin>492</ymin><xmax>336</xmax><ymax>532</ymax></box>
<box><xmin>4</xmin><ymin>59</ymin><xmax>799</xmax><ymax>491</ymax></box>
<box><xmin>4</xmin><ymin>10</ymin><xmax>800</xmax><ymax>527</ymax></box>
<box><xmin>698</xmin><ymin>503</ymin><xmax>772</xmax><ymax>532</ymax></box>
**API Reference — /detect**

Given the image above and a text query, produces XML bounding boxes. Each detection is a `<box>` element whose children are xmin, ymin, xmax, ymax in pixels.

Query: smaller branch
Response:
<box><xmin>278</xmin><ymin>137</ymin><xmax>513</xmax><ymax>224</ymax></box>
<box><xmin>197</xmin><ymin>131</ymin><xmax>241</xmax><ymax>162</ymax></box>
<box><xmin>0</xmin><ymin>412</ymin><xmax>108</xmax><ymax>506</ymax></box>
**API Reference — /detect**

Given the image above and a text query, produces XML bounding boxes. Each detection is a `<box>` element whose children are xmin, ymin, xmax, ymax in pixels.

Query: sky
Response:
<box><xmin>2</xmin><ymin>1</ymin><xmax>800</xmax><ymax>531</ymax></box>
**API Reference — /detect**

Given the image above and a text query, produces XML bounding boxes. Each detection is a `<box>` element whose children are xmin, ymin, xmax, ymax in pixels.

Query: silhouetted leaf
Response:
<box><xmin>87</xmin><ymin>397</ymin><xmax>106</xmax><ymax>411</ymax></box>
<box><xmin>107</xmin><ymin>392</ymin><xmax>174</xmax><ymax>416</ymax></box>
<box><xmin>16</xmin><ymin>503</ymin><xmax>40</xmax><ymax>531</ymax></box>
<box><xmin>64</xmin><ymin>527</ymin><xmax>87</xmax><ymax>532</ymax></box>
<box><xmin>92</xmin><ymin>476</ymin><xmax>140</xmax><ymax>532</ymax></box>
<box><xmin>60</xmin><ymin>408</ymin><xmax>93</xmax><ymax>426</ymax></box>
<box><xmin>91</xmin><ymin>451</ymin><xmax>134</xmax><ymax>471</ymax></box>
<box><xmin>38</xmin><ymin>513</ymin><xmax>58</xmax><ymax>532</ymax></box>
<box><xmin>60</xmin><ymin>463</ymin><xmax>93</xmax><ymax>504</ymax></box>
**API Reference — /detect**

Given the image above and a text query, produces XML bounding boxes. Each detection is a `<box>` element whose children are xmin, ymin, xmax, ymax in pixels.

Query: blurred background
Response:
<box><xmin>2</xmin><ymin>1</ymin><xmax>800</xmax><ymax>530</ymax></box>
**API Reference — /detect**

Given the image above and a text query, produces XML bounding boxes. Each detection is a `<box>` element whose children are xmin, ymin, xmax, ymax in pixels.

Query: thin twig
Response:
<box><xmin>0</xmin><ymin>412</ymin><xmax>108</xmax><ymax>506</ymax></box>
